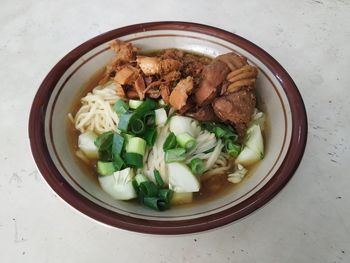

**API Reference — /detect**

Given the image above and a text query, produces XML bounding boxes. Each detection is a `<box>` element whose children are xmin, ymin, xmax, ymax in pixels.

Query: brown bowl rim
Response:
<box><xmin>28</xmin><ymin>21</ymin><xmax>307</xmax><ymax>235</ymax></box>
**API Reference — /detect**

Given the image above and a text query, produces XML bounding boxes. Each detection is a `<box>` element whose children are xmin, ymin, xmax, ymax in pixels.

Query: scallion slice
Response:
<box><xmin>111</xmin><ymin>133</ymin><xmax>124</xmax><ymax>155</ymax></box>
<box><xmin>144</xmin><ymin>128</ymin><xmax>157</xmax><ymax>146</ymax></box>
<box><xmin>134</xmin><ymin>99</ymin><xmax>157</xmax><ymax>117</ymax></box>
<box><xmin>129</xmin><ymin>99</ymin><xmax>143</xmax><ymax>109</ymax></box>
<box><xmin>225</xmin><ymin>140</ymin><xmax>241</xmax><ymax>157</ymax></box>
<box><xmin>112</xmin><ymin>154</ymin><xmax>124</xmax><ymax>171</ymax></box>
<box><xmin>143</xmin><ymin>197</ymin><xmax>168</xmax><ymax>211</ymax></box>
<box><xmin>139</xmin><ymin>181</ymin><xmax>158</xmax><ymax>197</ymax></box>
<box><xmin>158</xmin><ymin>189</ymin><xmax>173</xmax><ymax>203</ymax></box>
<box><xmin>176</xmin><ymin>132</ymin><xmax>196</xmax><ymax>151</ymax></box>
<box><xmin>124</xmin><ymin>152</ymin><xmax>144</xmax><ymax>168</ymax></box>
<box><xmin>126</xmin><ymin>137</ymin><xmax>146</xmax><ymax>156</ymax></box>
<box><xmin>132</xmin><ymin>173</ymin><xmax>149</xmax><ymax>193</ymax></box>
<box><xmin>130</xmin><ymin>118</ymin><xmax>145</xmax><ymax>135</ymax></box>
<box><xmin>118</xmin><ymin>111</ymin><xmax>135</xmax><ymax>132</ymax></box>
<box><xmin>113</xmin><ymin>100</ymin><xmax>129</xmax><ymax>116</ymax></box>
<box><xmin>189</xmin><ymin>158</ymin><xmax>206</xmax><ymax>175</ymax></box>
<box><xmin>94</xmin><ymin>131</ymin><xmax>113</xmax><ymax>151</ymax></box>
<box><xmin>163</xmin><ymin>132</ymin><xmax>177</xmax><ymax>151</ymax></box>
<box><xmin>165</xmin><ymin>148</ymin><xmax>186</xmax><ymax>163</ymax></box>
<box><xmin>97</xmin><ymin>161</ymin><xmax>115</xmax><ymax>176</ymax></box>
<box><xmin>154</xmin><ymin>169</ymin><xmax>164</xmax><ymax>187</ymax></box>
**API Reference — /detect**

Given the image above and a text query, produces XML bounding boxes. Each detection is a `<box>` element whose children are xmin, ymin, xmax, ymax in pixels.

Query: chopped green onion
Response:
<box><xmin>213</xmin><ymin>126</ymin><xmax>226</xmax><ymax>138</ymax></box>
<box><xmin>111</xmin><ymin>133</ymin><xmax>124</xmax><ymax>155</ymax></box>
<box><xmin>124</xmin><ymin>152</ymin><xmax>144</xmax><ymax>168</ymax></box>
<box><xmin>201</xmin><ymin>122</ymin><xmax>238</xmax><ymax>141</ymax></box>
<box><xmin>176</xmin><ymin>132</ymin><xmax>196</xmax><ymax>151</ymax></box>
<box><xmin>134</xmin><ymin>173</ymin><xmax>149</xmax><ymax>186</ymax></box>
<box><xmin>155</xmin><ymin>108</ymin><xmax>167</xmax><ymax>126</ymax></box>
<box><xmin>113</xmin><ymin>100</ymin><xmax>129</xmax><ymax>115</ymax></box>
<box><xmin>165</xmin><ymin>148</ymin><xmax>186</xmax><ymax>163</ymax></box>
<box><xmin>139</xmin><ymin>181</ymin><xmax>158</xmax><ymax>197</ymax></box>
<box><xmin>122</xmin><ymin>133</ymin><xmax>134</xmax><ymax>143</ymax></box>
<box><xmin>143</xmin><ymin>111</ymin><xmax>156</xmax><ymax>126</ymax></box>
<box><xmin>112</xmin><ymin>154</ymin><xmax>124</xmax><ymax>171</ymax></box>
<box><xmin>130</xmin><ymin>118</ymin><xmax>145</xmax><ymax>135</ymax></box>
<box><xmin>97</xmin><ymin>161</ymin><xmax>115</xmax><ymax>176</ymax></box>
<box><xmin>225</xmin><ymin>140</ymin><xmax>241</xmax><ymax>157</ymax></box>
<box><xmin>165</xmin><ymin>111</ymin><xmax>176</xmax><ymax>125</ymax></box>
<box><xmin>94</xmin><ymin>131</ymin><xmax>113</xmax><ymax>151</ymax></box>
<box><xmin>189</xmin><ymin>158</ymin><xmax>206</xmax><ymax>175</ymax></box>
<box><xmin>129</xmin><ymin>99</ymin><xmax>143</xmax><ymax>109</ymax></box>
<box><xmin>154</xmin><ymin>169</ymin><xmax>164</xmax><ymax>187</ymax></box>
<box><xmin>134</xmin><ymin>99</ymin><xmax>157</xmax><ymax>117</ymax></box>
<box><xmin>126</xmin><ymin>137</ymin><xmax>146</xmax><ymax>156</ymax></box>
<box><xmin>132</xmin><ymin>173</ymin><xmax>149</xmax><ymax>192</ymax></box>
<box><xmin>163</xmin><ymin>132</ymin><xmax>177</xmax><ymax>151</ymax></box>
<box><xmin>118</xmin><ymin>111</ymin><xmax>135</xmax><ymax>132</ymax></box>
<box><xmin>98</xmin><ymin>149</ymin><xmax>112</xmax><ymax>161</ymax></box>
<box><xmin>158</xmin><ymin>99</ymin><xmax>166</xmax><ymax>107</ymax></box>
<box><xmin>158</xmin><ymin>189</ymin><xmax>173</xmax><ymax>203</ymax></box>
<box><xmin>143</xmin><ymin>197</ymin><xmax>169</xmax><ymax>211</ymax></box>
<box><xmin>144</xmin><ymin>128</ymin><xmax>157</xmax><ymax>146</ymax></box>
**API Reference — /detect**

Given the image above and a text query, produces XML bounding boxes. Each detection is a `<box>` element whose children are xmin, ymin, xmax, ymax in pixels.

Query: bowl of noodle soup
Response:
<box><xmin>29</xmin><ymin>22</ymin><xmax>307</xmax><ymax>234</ymax></box>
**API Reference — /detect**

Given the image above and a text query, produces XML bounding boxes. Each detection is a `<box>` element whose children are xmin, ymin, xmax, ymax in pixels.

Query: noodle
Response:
<box><xmin>71</xmin><ymin>82</ymin><xmax>121</xmax><ymax>134</ymax></box>
<box><xmin>142</xmin><ymin>124</ymin><xmax>170</xmax><ymax>183</ymax></box>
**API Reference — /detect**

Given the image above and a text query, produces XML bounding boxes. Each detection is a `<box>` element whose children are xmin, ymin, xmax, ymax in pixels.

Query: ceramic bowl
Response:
<box><xmin>29</xmin><ymin>22</ymin><xmax>307</xmax><ymax>234</ymax></box>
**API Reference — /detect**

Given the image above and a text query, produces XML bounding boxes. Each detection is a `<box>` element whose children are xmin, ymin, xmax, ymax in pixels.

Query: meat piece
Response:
<box><xmin>216</xmin><ymin>52</ymin><xmax>247</xmax><ymax>71</ymax></box>
<box><xmin>99</xmin><ymin>65</ymin><xmax>115</xmax><ymax>85</ymax></box>
<box><xmin>160</xmin><ymin>59</ymin><xmax>182</xmax><ymax>75</ymax></box>
<box><xmin>182</xmin><ymin>53</ymin><xmax>211</xmax><ymax>80</ymax></box>
<box><xmin>134</xmin><ymin>75</ymin><xmax>146</xmax><ymax>100</ymax></box>
<box><xmin>137</xmin><ymin>56</ymin><xmax>161</xmax><ymax>76</ymax></box>
<box><xmin>194</xmin><ymin>60</ymin><xmax>230</xmax><ymax>106</ymax></box>
<box><xmin>110</xmin><ymin>40</ymin><xmax>137</xmax><ymax>63</ymax></box>
<box><xmin>115</xmin><ymin>84</ymin><xmax>126</xmax><ymax>98</ymax></box>
<box><xmin>169</xmin><ymin>76</ymin><xmax>194</xmax><ymax>110</ymax></box>
<box><xmin>178</xmin><ymin>99</ymin><xmax>195</xmax><ymax>115</ymax></box>
<box><xmin>186</xmin><ymin>104</ymin><xmax>219</xmax><ymax>122</ymax></box>
<box><xmin>212</xmin><ymin>88</ymin><xmax>256</xmax><ymax>136</ymax></box>
<box><xmin>114</xmin><ymin>65</ymin><xmax>138</xmax><ymax>85</ymax></box>
<box><xmin>126</xmin><ymin>88</ymin><xmax>139</xmax><ymax>99</ymax></box>
<box><xmin>137</xmin><ymin>56</ymin><xmax>181</xmax><ymax>76</ymax></box>
<box><xmin>160</xmin><ymin>83</ymin><xmax>170</xmax><ymax>104</ymax></box>
<box><xmin>162</xmin><ymin>71</ymin><xmax>181</xmax><ymax>82</ymax></box>
<box><xmin>160</xmin><ymin>49</ymin><xmax>184</xmax><ymax>60</ymax></box>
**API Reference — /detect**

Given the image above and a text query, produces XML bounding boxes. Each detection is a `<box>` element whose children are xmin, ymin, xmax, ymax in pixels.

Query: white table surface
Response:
<box><xmin>1</xmin><ymin>0</ymin><xmax>349</xmax><ymax>262</ymax></box>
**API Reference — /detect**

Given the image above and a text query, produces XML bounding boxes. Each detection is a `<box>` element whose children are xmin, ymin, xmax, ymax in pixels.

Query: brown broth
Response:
<box><xmin>67</xmin><ymin>50</ymin><xmax>266</xmax><ymax>208</ymax></box>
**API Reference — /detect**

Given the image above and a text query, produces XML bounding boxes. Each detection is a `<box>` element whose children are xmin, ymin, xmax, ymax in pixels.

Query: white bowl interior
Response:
<box><xmin>45</xmin><ymin>30</ymin><xmax>292</xmax><ymax>220</ymax></box>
